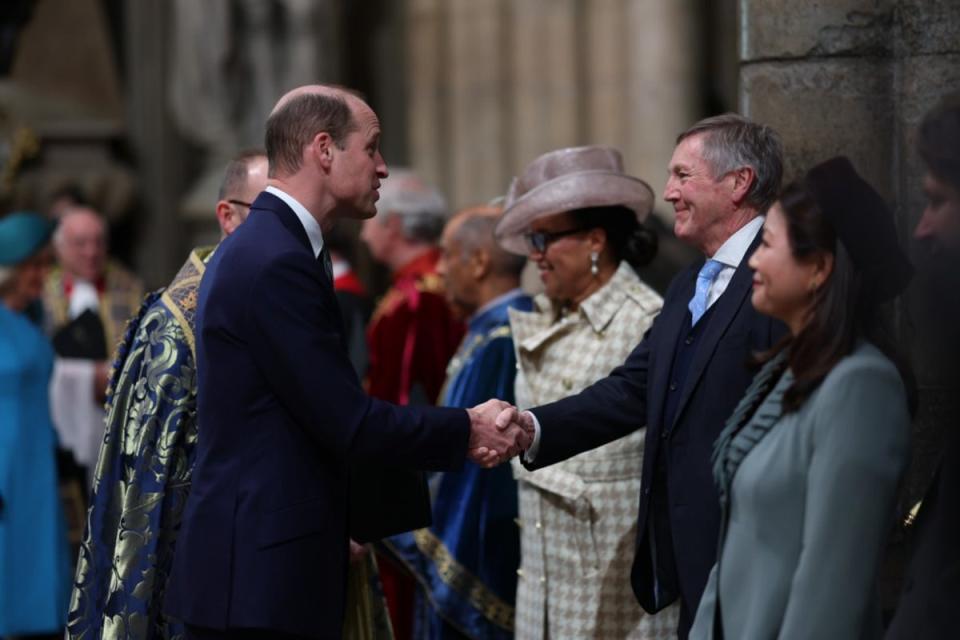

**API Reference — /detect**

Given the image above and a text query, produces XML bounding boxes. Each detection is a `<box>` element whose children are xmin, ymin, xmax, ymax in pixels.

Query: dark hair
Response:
<box><xmin>568</xmin><ymin>206</ymin><xmax>658</xmax><ymax>271</ymax></box>
<box><xmin>218</xmin><ymin>148</ymin><xmax>267</xmax><ymax>200</ymax></box>
<box><xmin>762</xmin><ymin>182</ymin><xmax>915</xmax><ymax>413</ymax></box>
<box><xmin>677</xmin><ymin>113</ymin><xmax>784</xmax><ymax>213</ymax></box>
<box><xmin>265</xmin><ymin>93</ymin><xmax>356</xmax><ymax>177</ymax></box>
<box><xmin>918</xmin><ymin>92</ymin><xmax>960</xmax><ymax>192</ymax></box>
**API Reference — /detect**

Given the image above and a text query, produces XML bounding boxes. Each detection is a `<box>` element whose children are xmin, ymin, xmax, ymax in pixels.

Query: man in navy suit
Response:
<box><xmin>501</xmin><ymin>114</ymin><xmax>786</xmax><ymax>638</ymax></box>
<box><xmin>164</xmin><ymin>85</ymin><xmax>531</xmax><ymax>640</ymax></box>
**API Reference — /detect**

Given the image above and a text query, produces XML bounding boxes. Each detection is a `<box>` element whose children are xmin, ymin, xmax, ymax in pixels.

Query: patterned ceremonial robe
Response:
<box><xmin>509</xmin><ymin>263</ymin><xmax>679</xmax><ymax>639</ymax></box>
<box><xmin>366</xmin><ymin>248</ymin><xmax>465</xmax><ymax>640</ymax></box>
<box><xmin>384</xmin><ymin>290</ymin><xmax>533</xmax><ymax>640</ymax></box>
<box><xmin>66</xmin><ymin>248</ymin><xmax>393</xmax><ymax>640</ymax></box>
<box><xmin>43</xmin><ymin>259</ymin><xmax>145</xmax><ymax>355</ymax></box>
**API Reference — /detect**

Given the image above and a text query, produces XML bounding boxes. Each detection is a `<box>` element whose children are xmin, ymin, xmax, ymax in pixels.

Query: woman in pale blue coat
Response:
<box><xmin>691</xmin><ymin>157</ymin><xmax>914</xmax><ymax>640</ymax></box>
<box><xmin>0</xmin><ymin>212</ymin><xmax>71</xmax><ymax>637</ymax></box>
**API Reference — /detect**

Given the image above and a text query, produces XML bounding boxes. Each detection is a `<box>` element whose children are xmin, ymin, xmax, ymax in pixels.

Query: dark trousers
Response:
<box><xmin>185</xmin><ymin>624</ymin><xmax>314</xmax><ymax>640</ymax></box>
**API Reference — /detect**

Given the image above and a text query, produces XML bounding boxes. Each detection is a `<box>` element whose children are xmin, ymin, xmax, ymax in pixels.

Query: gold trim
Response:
<box><xmin>411</xmin><ymin>528</ymin><xmax>515</xmax><ymax>631</ymax></box>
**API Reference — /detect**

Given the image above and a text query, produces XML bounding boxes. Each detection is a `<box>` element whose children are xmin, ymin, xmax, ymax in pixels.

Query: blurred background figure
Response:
<box><xmin>886</xmin><ymin>92</ymin><xmax>960</xmax><ymax>640</ymax></box>
<box><xmin>496</xmin><ymin>146</ymin><xmax>678</xmax><ymax>639</ymax></box>
<box><xmin>43</xmin><ymin>204</ymin><xmax>143</xmax><ymax>494</ymax></box>
<box><xmin>360</xmin><ymin>169</ymin><xmax>464</xmax><ymax>640</ymax></box>
<box><xmin>0</xmin><ymin>211</ymin><xmax>71</xmax><ymax>640</ymax></box>
<box><xmin>691</xmin><ymin>157</ymin><xmax>914</xmax><ymax>639</ymax></box>
<box><xmin>327</xmin><ymin>225</ymin><xmax>373</xmax><ymax>377</ymax></box>
<box><xmin>384</xmin><ymin>204</ymin><xmax>531</xmax><ymax>639</ymax></box>
<box><xmin>66</xmin><ymin>149</ymin><xmax>268</xmax><ymax>640</ymax></box>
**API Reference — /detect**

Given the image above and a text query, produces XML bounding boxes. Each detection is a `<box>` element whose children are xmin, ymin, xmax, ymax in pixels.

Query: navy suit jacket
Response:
<box><xmin>527</xmin><ymin>230</ymin><xmax>784</xmax><ymax>622</ymax></box>
<box><xmin>164</xmin><ymin>192</ymin><xmax>469</xmax><ymax>638</ymax></box>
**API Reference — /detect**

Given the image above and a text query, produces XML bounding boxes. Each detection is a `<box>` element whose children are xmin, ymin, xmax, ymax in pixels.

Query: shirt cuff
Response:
<box><xmin>522</xmin><ymin>410</ymin><xmax>542</xmax><ymax>464</ymax></box>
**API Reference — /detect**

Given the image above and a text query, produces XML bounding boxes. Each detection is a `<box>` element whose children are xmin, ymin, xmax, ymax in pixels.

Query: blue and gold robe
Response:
<box><xmin>66</xmin><ymin>248</ymin><xmax>210</xmax><ymax>640</ymax></box>
<box><xmin>384</xmin><ymin>290</ymin><xmax>533</xmax><ymax>639</ymax></box>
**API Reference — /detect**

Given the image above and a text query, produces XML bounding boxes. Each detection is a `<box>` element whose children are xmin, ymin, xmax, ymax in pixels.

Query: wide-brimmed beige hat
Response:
<box><xmin>494</xmin><ymin>145</ymin><xmax>654</xmax><ymax>255</ymax></box>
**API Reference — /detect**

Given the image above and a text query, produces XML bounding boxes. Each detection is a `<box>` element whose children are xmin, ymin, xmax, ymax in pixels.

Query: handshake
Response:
<box><xmin>465</xmin><ymin>399</ymin><xmax>536</xmax><ymax>468</ymax></box>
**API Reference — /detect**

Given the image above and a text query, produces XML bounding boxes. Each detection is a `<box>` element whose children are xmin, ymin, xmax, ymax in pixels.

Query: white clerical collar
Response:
<box><xmin>711</xmin><ymin>215</ymin><xmax>764</xmax><ymax>269</ymax></box>
<box><xmin>265</xmin><ymin>185</ymin><xmax>324</xmax><ymax>258</ymax></box>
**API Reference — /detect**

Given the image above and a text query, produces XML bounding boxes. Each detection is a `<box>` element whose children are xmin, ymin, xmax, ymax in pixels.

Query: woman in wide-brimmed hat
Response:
<box><xmin>496</xmin><ymin>145</ymin><xmax>679</xmax><ymax>638</ymax></box>
<box><xmin>0</xmin><ymin>212</ymin><xmax>72</xmax><ymax>638</ymax></box>
<box><xmin>690</xmin><ymin>157</ymin><xmax>914</xmax><ymax>639</ymax></box>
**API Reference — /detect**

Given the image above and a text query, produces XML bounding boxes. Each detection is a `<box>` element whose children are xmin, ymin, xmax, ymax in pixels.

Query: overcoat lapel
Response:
<box><xmin>671</xmin><ymin>231</ymin><xmax>762</xmax><ymax>428</ymax></box>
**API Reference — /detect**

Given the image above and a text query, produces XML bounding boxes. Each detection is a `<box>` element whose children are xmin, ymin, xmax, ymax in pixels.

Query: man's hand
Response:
<box><xmin>466</xmin><ymin>399</ymin><xmax>534</xmax><ymax>468</ymax></box>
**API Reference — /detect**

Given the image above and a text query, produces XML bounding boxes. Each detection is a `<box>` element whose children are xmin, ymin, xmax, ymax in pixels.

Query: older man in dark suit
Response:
<box><xmin>496</xmin><ymin>115</ymin><xmax>786</xmax><ymax>638</ymax></box>
<box><xmin>164</xmin><ymin>85</ymin><xmax>531</xmax><ymax>640</ymax></box>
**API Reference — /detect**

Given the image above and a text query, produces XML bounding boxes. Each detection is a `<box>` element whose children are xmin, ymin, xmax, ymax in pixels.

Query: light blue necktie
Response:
<box><xmin>688</xmin><ymin>259</ymin><xmax>724</xmax><ymax>325</ymax></box>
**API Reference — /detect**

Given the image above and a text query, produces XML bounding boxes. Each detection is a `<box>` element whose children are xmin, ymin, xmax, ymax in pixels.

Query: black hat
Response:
<box><xmin>804</xmin><ymin>157</ymin><xmax>913</xmax><ymax>302</ymax></box>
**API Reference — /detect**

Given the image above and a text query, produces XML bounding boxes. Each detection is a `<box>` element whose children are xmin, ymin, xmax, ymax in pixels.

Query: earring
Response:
<box><xmin>590</xmin><ymin>251</ymin><xmax>599</xmax><ymax>277</ymax></box>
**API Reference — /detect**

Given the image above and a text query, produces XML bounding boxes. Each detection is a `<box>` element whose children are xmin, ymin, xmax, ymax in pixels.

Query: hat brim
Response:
<box><xmin>494</xmin><ymin>171</ymin><xmax>654</xmax><ymax>255</ymax></box>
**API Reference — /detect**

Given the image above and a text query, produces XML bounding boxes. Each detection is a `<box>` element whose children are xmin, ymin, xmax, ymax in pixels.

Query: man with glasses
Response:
<box><xmin>66</xmin><ymin>149</ymin><xmax>268</xmax><ymax>640</ymax></box>
<box><xmin>500</xmin><ymin>115</ymin><xmax>787</xmax><ymax>638</ymax></box>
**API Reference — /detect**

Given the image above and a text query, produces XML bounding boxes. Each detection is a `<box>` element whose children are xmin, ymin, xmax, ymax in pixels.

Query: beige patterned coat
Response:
<box><xmin>509</xmin><ymin>263</ymin><xmax>680</xmax><ymax>639</ymax></box>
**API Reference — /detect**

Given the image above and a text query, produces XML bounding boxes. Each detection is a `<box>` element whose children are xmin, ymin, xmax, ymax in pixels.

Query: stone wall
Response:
<box><xmin>739</xmin><ymin>0</ymin><xmax>960</xmax><ymax>609</ymax></box>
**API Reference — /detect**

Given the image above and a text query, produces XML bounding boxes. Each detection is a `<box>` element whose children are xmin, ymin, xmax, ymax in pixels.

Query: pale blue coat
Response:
<box><xmin>691</xmin><ymin>342</ymin><xmax>910</xmax><ymax>640</ymax></box>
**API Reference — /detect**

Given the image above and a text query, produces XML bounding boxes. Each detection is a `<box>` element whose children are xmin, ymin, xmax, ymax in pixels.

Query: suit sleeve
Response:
<box><xmin>526</xmin><ymin>323</ymin><xmax>652</xmax><ymax>469</ymax></box>
<box><xmin>777</xmin><ymin>357</ymin><xmax>910</xmax><ymax>639</ymax></box>
<box><xmin>247</xmin><ymin>250</ymin><xmax>469</xmax><ymax>471</ymax></box>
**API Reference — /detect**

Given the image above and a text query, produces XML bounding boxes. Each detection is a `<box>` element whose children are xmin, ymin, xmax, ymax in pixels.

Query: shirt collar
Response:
<box><xmin>265</xmin><ymin>185</ymin><xmax>324</xmax><ymax>258</ymax></box>
<box><xmin>710</xmin><ymin>215</ymin><xmax>764</xmax><ymax>269</ymax></box>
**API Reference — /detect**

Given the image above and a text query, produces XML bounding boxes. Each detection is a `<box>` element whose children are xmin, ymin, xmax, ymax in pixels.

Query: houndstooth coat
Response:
<box><xmin>509</xmin><ymin>262</ymin><xmax>680</xmax><ymax>639</ymax></box>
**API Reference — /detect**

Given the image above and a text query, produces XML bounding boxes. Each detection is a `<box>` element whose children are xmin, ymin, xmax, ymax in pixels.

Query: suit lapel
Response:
<box><xmin>648</xmin><ymin>265</ymin><xmax>698</xmax><ymax>432</ymax></box>
<box><xmin>672</xmin><ymin>230</ymin><xmax>762</xmax><ymax>428</ymax></box>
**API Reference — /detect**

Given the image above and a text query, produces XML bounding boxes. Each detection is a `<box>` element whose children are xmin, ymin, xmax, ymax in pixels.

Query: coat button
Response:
<box><xmin>644</xmin><ymin>487</ymin><xmax>651</xmax><ymax>496</ymax></box>
<box><xmin>562</xmin><ymin>378</ymin><xmax>572</xmax><ymax>390</ymax></box>
<box><xmin>685</xmin><ymin>336</ymin><xmax>694</xmax><ymax>345</ymax></box>
<box><xmin>669</xmin><ymin>382</ymin><xmax>677</xmax><ymax>391</ymax></box>
<box><xmin>516</xmin><ymin>569</ymin><xmax>525</xmax><ymax>578</ymax></box>
<box><xmin>535</xmin><ymin>521</ymin><xmax>543</xmax><ymax>529</ymax></box>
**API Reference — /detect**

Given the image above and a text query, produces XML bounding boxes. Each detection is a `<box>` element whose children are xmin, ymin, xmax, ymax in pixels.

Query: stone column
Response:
<box><xmin>739</xmin><ymin>0</ymin><xmax>960</xmax><ymax>608</ymax></box>
<box><xmin>404</xmin><ymin>0</ymin><xmax>702</xmax><ymax>213</ymax></box>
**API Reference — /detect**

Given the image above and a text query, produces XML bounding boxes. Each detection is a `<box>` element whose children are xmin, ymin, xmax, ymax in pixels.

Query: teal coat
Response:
<box><xmin>691</xmin><ymin>342</ymin><xmax>910</xmax><ymax>640</ymax></box>
<box><xmin>0</xmin><ymin>302</ymin><xmax>71</xmax><ymax>635</ymax></box>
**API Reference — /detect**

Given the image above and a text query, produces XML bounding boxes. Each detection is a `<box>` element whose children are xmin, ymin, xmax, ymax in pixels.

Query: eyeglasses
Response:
<box><xmin>523</xmin><ymin>227</ymin><xmax>589</xmax><ymax>253</ymax></box>
<box><xmin>227</xmin><ymin>199</ymin><xmax>253</xmax><ymax>209</ymax></box>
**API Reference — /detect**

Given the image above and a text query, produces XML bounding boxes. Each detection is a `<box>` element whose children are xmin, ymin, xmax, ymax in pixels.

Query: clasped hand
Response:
<box><xmin>466</xmin><ymin>399</ymin><xmax>535</xmax><ymax>468</ymax></box>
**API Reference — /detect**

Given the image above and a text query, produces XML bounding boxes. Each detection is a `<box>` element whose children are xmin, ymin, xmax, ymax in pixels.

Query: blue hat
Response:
<box><xmin>0</xmin><ymin>212</ymin><xmax>56</xmax><ymax>267</ymax></box>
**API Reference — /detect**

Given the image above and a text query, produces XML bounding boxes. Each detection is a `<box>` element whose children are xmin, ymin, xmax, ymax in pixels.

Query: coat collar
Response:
<box><xmin>512</xmin><ymin>262</ymin><xmax>650</xmax><ymax>354</ymax></box>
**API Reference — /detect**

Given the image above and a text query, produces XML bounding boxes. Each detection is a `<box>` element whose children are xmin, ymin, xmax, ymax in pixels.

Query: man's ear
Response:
<box><xmin>470</xmin><ymin>247</ymin><xmax>492</xmax><ymax>279</ymax></box>
<box><xmin>215</xmin><ymin>200</ymin><xmax>237</xmax><ymax>236</ymax></box>
<box><xmin>730</xmin><ymin>166</ymin><xmax>756</xmax><ymax>205</ymax></box>
<box><xmin>312</xmin><ymin>132</ymin><xmax>335</xmax><ymax>172</ymax></box>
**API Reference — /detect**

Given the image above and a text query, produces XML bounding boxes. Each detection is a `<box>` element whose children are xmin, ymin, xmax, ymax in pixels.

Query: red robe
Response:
<box><xmin>365</xmin><ymin>249</ymin><xmax>465</xmax><ymax>639</ymax></box>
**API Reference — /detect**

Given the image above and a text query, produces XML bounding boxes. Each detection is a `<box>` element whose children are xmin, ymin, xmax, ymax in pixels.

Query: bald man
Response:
<box><xmin>67</xmin><ymin>149</ymin><xmax>269</xmax><ymax>640</ymax></box>
<box><xmin>384</xmin><ymin>205</ymin><xmax>532</xmax><ymax>639</ymax></box>
<box><xmin>44</xmin><ymin>205</ymin><xmax>144</xmax><ymax>492</ymax></box>
<box><xmin>164</xmin><ymin>86</ymin><xmax>531</xmax><ymax>640</ymax></box>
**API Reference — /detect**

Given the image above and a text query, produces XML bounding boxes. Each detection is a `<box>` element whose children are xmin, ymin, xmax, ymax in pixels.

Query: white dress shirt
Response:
<box><xmin>523</xmin><ymin>215</ymin><xmax>765</xmax><ymax>462</ymax></box>
<box><xmin>265</xmin><ymin>185</ymin><xmax>325</xmax><ymax>258</ymax></box>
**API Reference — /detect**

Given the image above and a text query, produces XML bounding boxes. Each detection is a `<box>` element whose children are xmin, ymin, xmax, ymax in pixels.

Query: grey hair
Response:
<box><xmin>678</xmin><ymin>113</ymin><xmax>784</xmax><ymax>213</ymax></box>
<box><xmin>376</xmin><ymin>168</ymin><xmax>449</xmax><ymax>243</ymax></box>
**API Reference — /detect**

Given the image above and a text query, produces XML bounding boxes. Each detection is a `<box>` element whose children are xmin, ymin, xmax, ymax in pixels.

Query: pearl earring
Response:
<box><xmin>590</xmin><ymin>251</ymin><xmax>599</xmax><ymax>276</ymax></box>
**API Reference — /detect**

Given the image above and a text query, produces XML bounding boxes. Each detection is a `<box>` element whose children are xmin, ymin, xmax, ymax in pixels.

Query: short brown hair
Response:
<box><xmin>265</xmin><ymin>93</ymin><xmax>356</xmax><ymax>177</ymax></box>
<box><xmin>678</xmin><ymin>113</ymin><xmax>783</xmax><ymax>213</ymax></box>
<box><xmin>218</xmin><ymin>148</ymin><xmax>267</xmax><ymax>200</ymax></box>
